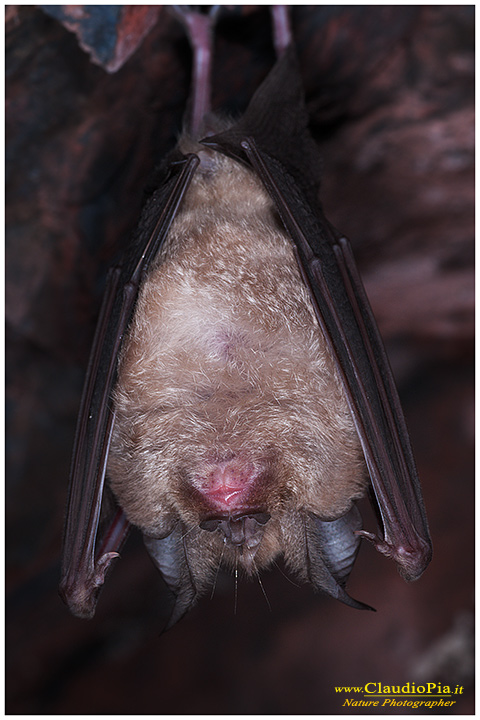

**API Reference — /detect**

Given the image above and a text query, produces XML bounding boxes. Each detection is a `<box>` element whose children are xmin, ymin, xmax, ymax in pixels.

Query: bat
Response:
<box><xmin>59</xmin><ymin>6</ymin><xmax>432</xmax><ymax>629</ymax></box>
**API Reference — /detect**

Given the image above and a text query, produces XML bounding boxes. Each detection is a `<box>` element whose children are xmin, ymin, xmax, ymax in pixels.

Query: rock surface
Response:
<box><xmin>6</xmin><ymin>6</ymin><xmax>473</xmax><ymax>714</ymax></box>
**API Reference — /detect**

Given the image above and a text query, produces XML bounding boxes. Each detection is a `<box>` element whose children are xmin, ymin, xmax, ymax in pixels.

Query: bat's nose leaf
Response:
<box><xmin>200</xmin><ymin>511</ymin><xmax>271</xmax><ymax>550</ymax></box>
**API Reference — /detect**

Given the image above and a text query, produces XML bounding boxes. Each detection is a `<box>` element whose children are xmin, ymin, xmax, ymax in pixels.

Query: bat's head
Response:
<box><xmin>189</xmin><ymin>453</ymin><xmax>273</xmax><ymax>566</ymax></box>
<box><xmin>175</xmin><ymin>448</ymin><xmax>291</xmax><ymax>575</ymax></box>
<box><xmin>108</xmin><ymin>401</ymin><xmax>369</xmax><ymax>624</ymax></box>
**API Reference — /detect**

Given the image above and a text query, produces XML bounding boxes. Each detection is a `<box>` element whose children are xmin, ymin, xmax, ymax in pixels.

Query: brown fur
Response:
<box><xmin>108</xmin><ymin>139</ymin><xmax>366</xmax><ymax>581</ymax></box>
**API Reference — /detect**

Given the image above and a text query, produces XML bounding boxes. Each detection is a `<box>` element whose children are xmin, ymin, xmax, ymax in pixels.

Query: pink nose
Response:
<box><xmin>195</xmin><ymin>459</ymin><xmax>260</xmax><ymax>510</ymax></box>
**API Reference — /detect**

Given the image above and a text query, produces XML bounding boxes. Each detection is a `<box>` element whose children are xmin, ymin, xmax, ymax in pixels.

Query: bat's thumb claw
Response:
<box><xmin>94</xmin><ymin>551</ymin><xmax>120</xmax><ymax>586</ymax></box>
<box><xmin>59</xmin><ymin>552</ymin><xmax>120</xmax><ymax>619</ymax></box>
<box><xmin>355</xmin><ymin>529</ymin><xmax>396</xmax><ymax>559</ymax></box>
<box><xmin>355</xmin><ymin>529</ymin><xmax>432</xmax><ymax>581</ymax></box>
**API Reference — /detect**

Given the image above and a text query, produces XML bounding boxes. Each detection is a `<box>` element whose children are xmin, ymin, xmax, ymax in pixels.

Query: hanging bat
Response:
<box><xmin>59</xmin><ymin>6</ymin><xmax>432</xmax><ymax>629</ymax></box>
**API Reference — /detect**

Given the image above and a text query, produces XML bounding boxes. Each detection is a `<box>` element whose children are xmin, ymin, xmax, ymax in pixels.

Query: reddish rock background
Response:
<box><xmin>6</xmin><ymin>5</ymin><xmax>474</xmax><ymax>714</ymax></box>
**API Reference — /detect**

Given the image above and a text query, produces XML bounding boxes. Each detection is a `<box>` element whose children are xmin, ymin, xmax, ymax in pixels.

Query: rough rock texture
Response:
<box><xmin>6</xmin><ymin>6</ymin><xmax>473</xmax><ymax>714</ymax></box>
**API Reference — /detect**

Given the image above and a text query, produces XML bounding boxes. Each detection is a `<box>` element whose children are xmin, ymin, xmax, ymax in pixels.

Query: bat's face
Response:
<box><xmin>107</xmin><ymin>151</ymin><xmax>367</xmax><ymax>585</ymax></box>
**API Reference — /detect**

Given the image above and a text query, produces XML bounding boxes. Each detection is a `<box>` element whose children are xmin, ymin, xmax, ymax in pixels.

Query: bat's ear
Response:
<box><xmin>306</xmin><ymin>508</ymin><xmax>375</xmax><ymax>611</ymax></box>
<box><xmin>144</xmin><ymin>531</ymin><xmax>198</xmax><ymax>630</ymax></box>
<box><xmin>201</xmin><ymin>45</ymin><xmax>323</xmax><ymax>204</ymax></box>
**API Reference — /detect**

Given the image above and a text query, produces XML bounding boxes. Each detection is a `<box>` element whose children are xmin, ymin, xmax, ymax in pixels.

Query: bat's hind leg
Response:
<box><xmin>170</xmin><ymin>6</ymin><xmax>221</xmax><ymax>136</ymax></box>
<box><xmin>171</xmin><ymin>5</ymin><xmax>292</xmax><ymax>133</ymax></box>
<box><xmin>271</xmin><ymin>5</ymin><xmax>292</xmax><ymax>57</ymax></box>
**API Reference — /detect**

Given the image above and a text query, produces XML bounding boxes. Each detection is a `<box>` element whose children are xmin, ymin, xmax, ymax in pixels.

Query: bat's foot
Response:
<box><xmin>170</xmin><ymin>6</ymin><xmax>221</xmax><ymax>136</ymax></box>
<box><xmin>271</xmin><ymin>6</ymin><xmax>292</xmax><ymax>57</ymax></box>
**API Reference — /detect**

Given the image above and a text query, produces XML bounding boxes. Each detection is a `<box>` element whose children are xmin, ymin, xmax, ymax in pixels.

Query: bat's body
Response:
<box><xmin>109</xmin><ymin>136</ymin><xmax>366</xmax><ymax>610</ymax></box>
<box><xmin>60</xmin><ymin>8</ymin><xmax>431</xmax><ymax>626</ymax></box>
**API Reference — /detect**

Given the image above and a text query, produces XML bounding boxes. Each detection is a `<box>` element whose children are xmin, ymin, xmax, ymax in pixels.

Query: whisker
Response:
<box><xmin>210</xmin><ymin>538</ymin><xmax>226</xmax><ymax>601</ymax></box>
<box><xmin>252</xmin><ymin>557</ymin><xmax>272</xmax><ymax>611</ymax></box>
<box><xmin>180</xmin><ymin>523</ymin><xmax>198</xmax><ymax>542</ymax></box>
<box><xmin>233</xmin><ymin>550</ymin><xmax>239</xmax><ymax>616</ymax></box>
<box><xmin>273</xmin><ymin>559</ymin><xmax>300</xmax><ymax>587</ymax></box>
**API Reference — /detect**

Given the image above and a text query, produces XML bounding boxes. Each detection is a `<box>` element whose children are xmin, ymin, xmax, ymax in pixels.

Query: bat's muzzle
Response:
<box><xmin>200</xmin><ymin>511</ymin><xmax>271</xmax><ymax>550</ymax></box>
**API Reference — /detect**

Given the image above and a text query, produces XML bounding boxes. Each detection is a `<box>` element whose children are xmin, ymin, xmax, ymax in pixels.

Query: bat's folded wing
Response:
<box><xmin>203</xmin><ymin>47</ymin><xmax>432</xmax><ymax>582</ymax></box>
<box><xmin>59</xmin><ymin>156</ymin><xmax>199</xmax><ymax>617</ymax></box>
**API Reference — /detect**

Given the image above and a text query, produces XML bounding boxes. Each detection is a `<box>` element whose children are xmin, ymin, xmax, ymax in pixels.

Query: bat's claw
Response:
<box><xmin>170</xmin><ymin>5</ymin><xmax>221</xmax><ymax>20</ymax></box>
<box><xmin>94</xmin><ymin>551</ymin><xmax>120</xmax><ymax>586</ymax></box>
<box><xmin>356</xmin><ymin>529</ymin><xmax>395</xmax><ymax>557</ymax></box>
<box><xmin>271</xmin><ymin>5</ymin><xmax>292</xmax><ymax>57</ymax></box>
<box><xmin>355</xmin><ymin>530</ymin><xmax>432</xmax><ymax>581</ymax></box>
<box><xmin>59</xmin><ymin>552</ymin><xmax>120</xmax><ymax>619</ymax></box>
<box><xmin>169</xmin><ymin>5</ymin><xmax>221</xmax><ymax>136</ymax></box>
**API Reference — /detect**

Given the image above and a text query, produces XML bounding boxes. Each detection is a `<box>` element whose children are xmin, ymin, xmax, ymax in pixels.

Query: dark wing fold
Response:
<box><xmin>312</xmin><ymin>505</ymin><xmax>363</xmax><ymax>586</ymax></box>
<box><xmin>59</xmin><ymin>155</ymin><xmax>199</xmax><ymax>618</ymax></box>
<box><xmin>144</xmin><ymin>528</ymin><xmax>199</xmax><ymax>631</ymax></box>
<box><xmin>203</xmin><ymin>49</ymin><xmax>432</xmax><ymax>582</ymax></box>
<box><xmin>203</xmin><ymin>46</ymin><xmax>322</xmax><ymax>207</ymax></box>
<box><xmin>305</xmin><ymin>509</ymin><xmax>373</xmax><ymax>611</ymax></box>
